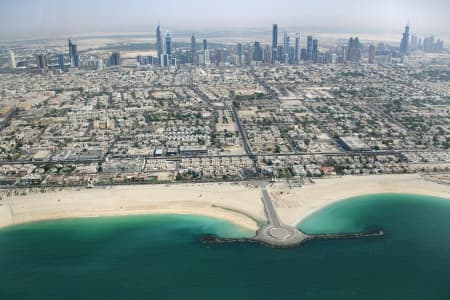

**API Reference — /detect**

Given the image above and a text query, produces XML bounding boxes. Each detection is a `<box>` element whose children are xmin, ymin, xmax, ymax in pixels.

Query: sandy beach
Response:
<box><xmin>1</xmin><ymin>174</ymin><xmax>449</xmax><ymax>231</ymax></box>
<box><xmin>0</xmin><ymin>183</ymin><xmax>266</xmax><ymax>232</ymax></box>
<box><xmin>270</xmin><ymin>174</ymin><xmax>450</xmax><ymax>226</ymax></box>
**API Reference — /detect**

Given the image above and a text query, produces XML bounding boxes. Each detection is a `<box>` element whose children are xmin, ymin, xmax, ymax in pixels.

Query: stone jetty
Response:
<box><xmin>200</xmin><ymin>181</ymin><xmax>384</xmax><ymax>248</ymax></box>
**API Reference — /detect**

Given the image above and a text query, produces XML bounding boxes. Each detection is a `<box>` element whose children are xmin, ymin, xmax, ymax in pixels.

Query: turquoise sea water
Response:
<box><xmin>0</xmin><ymin>194</ymin><xmax>450</xmax><ymax>300</ymax></box>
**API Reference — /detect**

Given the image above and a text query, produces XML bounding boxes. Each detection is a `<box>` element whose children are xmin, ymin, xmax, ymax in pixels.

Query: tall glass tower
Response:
<box><xmin>165</xmin><ymin>31</ymin><xmax>172</xmax><ymax>56</ymax></box>
<box><xmin>236</xmin><ymin>43</ymin><xmax>242</xmax><ymax>65</ymax></box>
<box><xmin>272</xmin><ymin>24</ymin><xmax>278</xmax><ymax>64</ymax></box>
<box><xmin>68</xmin><ymin>38</ymin><xmax>79</xmax><ymax>68</ymax></box>
<box><xmin>295</xmin><ymin>33</ymin><xmax>300</xmax><ymax>63</ymax></box>
<box><xmin>191</xmin><ymin>33</ymin><xmax>196</xmax><ymax>63</ymax></box>
<box><xmin>283</xmin><ymin>31</ymin><xmax>290</xmax><ymax>57</ymax></box>
<box><xmin>307</xmin><ymin>36</ymin><xmax>313</xmax><ymax>61</ymax></box>
<box><xmin>58</xmin><ymin>54</ymin><xmax>65</xmax><ymax>70</ymax></box>
<box><xmin>156</xmin><ymin>25</ymin><xmax>163</xmax><ymax>62</ymax></box>
<box><xmin>312</xmin><ymin>39</ymin><xmax>318</xmax><ymax>63</ymax></box>
<box><xmin>400</xmin><ymin>25</ymin><xmax>410</xmax><ymax>56</ymax></box>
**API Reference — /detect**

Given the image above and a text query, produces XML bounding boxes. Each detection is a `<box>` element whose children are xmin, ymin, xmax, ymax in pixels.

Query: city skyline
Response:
<box><xmin>5</xmin><ymin>20</ymin><xmax>445</xmax><ymax>73</ymax></box>
<box><xmin>0</xmin><ymin>0</ymin><xmax>449</xmax><ymax>40</ymax></box>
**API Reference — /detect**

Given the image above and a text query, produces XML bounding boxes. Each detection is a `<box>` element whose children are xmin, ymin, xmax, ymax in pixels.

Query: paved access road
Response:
<box><xmin>259</xmin><ymin>182</ymin><xmax>281</xmax><ymax>227</ymax></box>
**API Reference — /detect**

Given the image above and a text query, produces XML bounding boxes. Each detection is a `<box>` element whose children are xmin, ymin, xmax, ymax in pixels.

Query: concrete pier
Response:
<box><xmin>253</xmin><ymin>182</ymin><xmax>310</xmax><ymax>247</ymax></box>
<box><xmin>200</xmin><ymin>181</ymin><xmax>384</xmax><ymax>248</ymax></box>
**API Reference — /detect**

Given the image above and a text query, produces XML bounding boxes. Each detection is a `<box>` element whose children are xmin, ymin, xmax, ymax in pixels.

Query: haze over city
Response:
<box><xmin>0</xmin><ymin>1</ymin><xmax>450</xmax><ymax>299</ymax></box>
<box><xmin>1</xmin><ymin>0</ymin><xmax>449</xmax><ymax>40</ymax></box>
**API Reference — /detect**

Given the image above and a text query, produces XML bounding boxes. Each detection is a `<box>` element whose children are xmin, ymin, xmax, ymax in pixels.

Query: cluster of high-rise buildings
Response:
<box><xmin>34</xmin><ymin>39</ymin><xmax>81</xmax><ymax>72</ymax></box>
<box><xmin>151</xmin><ymin>25</ymin><xmax>211</xmax><ymax>67</ymax></box>
<box><xmin>399</xmin><ymin>24</ymin><xmax>445</xmax><ymax>58</ymax></box>
<box><xmin>145</xmin><ymin>23</ymin><xmax>445</xmax><ymax>67</ymax></box>
<box><xmin>149</xmin><ymin>23</ymin><xmax>424</xmax><ymax>67</ymax></box>
<box><xmin>270</xmin><ymin>25</ymin><xmax>304</xmax><ymax>64</ymax></box>
<box><xmin>410</xmin><ymin>34</ymin><xmax>445</xmax><ymax>53</ymax></box>
<box><xmin>29</xmin><ymin>39</ymin><xmax>120</xmax><ymax>72</ymax></box>
<box><xmin>242</xmin><ymin>25</ymin><xmax>366</xmax><ymax>65</ymax></box>
<box><xmin>147</xmin><ymin>23</ymin><xmax>366</xmax><ymax>67</ymax></box>
<box><xmin>4</xmin><ymin>23</ymin><xmax>446</xmax><ymax>71</ymax></box>
<box><xmin>155</xmin><ymin>25</ymin><xmax>175</xmax><ymax>67</ymax></box>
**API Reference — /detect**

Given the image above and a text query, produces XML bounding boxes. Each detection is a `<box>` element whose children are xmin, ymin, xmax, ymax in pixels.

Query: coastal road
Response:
<box><xmin>0</xmin><ymin>149</ymin><xmax>435</xmax><ymax>166</ymax></box>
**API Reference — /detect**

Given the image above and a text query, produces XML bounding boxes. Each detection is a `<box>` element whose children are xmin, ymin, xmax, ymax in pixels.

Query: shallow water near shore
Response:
<box><xmin>1</xmin><ymin>194</ymin><xmax>450</xmax><ymax>299</ymax></box>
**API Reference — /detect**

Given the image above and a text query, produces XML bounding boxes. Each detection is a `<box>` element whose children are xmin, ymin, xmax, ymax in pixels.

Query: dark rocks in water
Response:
<box><xmin>200</xmin><ymin>234</ymin><xmax>258</xmax><ymax>245</ymax></box>
<box><xmin>200</xmin><ymin>230</ymin><xmax>384</xmax><ymax>248</ymax></box>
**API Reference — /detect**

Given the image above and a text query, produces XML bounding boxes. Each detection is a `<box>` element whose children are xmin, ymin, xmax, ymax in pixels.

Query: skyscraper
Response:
<box><xmin>435</xmin><ymin>39</ymin><xmax>444</xmax><ymax>52</ymax></box>
<box><xmin>203</xmin><ymin>50</ymin><xmax>210</xmax><ymax>65</ymax></box>
<box><xmin>165</xmin><ymin>31</ymin><xmax>172</xmax><ymax>56</ymax></box>
<box><xmin>307</xmin><ymin>36</ymin><xmax>313</xmax><ymax>61</ymax></box>
<box><xmin>203</xmin><ymin>39</ymin><xmax>208</xmax><ymax>51</ymax></box>
<box><xmin>277</xmin><ymin>45</ymin><xmax>283</xmax><ymax>62</ymax></box>
<box><xmin>214</xmin><ymin>49</ymin><xmax>224</xmax><ymax>65</ymax></box>
<box><xmin>312</xmin><ymin>39</ymin><xmax>318</xmax><ymax>63</ymax></box>
<box><xmin>400</xmin><ymin>24</ymin><xmax>410</xmax><ymax>56</ymax></box>
<box><xmin>295</xmin><ymin>33</ymin><xmax>300</xmax><ymax>63</ymax></box>
<box><xmin>300</xmin><ymin>48</ymin><xmax>307</xmax><ymax>60</ymax></box>
<box><xmin>289</xmin><ymin>47</ymin><xmax>295</xmax><ymax>64</ymax></box>
<box><xmin>97</xmin><ymin>58</ymin><xmax>104</xmax><ymax>70</ymax></box>
<box><xmin>253</xmin><ymin>42</ymin><xmax>263</xmax><ymax>62</ymax></box>
<box><xmin>8</xmin><ymin>50</ymin><xmax>16</xmax><ymax>69</ymax></box>
<box><xmin>410</xmin><ymin>34</ymin><xmax>418</xmax><ymax>50</ymax></box>
<box><xmin>368</xmin><ymin>44</ymin><xmax>376</xmax><ymax>64</ymax></box>
<box><xmin>423</xmin><ymin>36</ymin><xmax>435</xmax><ymax>52</ymax></box>
<box><xmin>191</xmin><ymin>33</ymin><xmax>197</xmax><ymax>64</ymax></box>
<box><xmin>331</xmin><ymin>53</ymin><xmax>338</xmax><ymax>64</ymax></box>
<box><xmin>283</xmin><ymin>31</ymin><xmax>290</xmax><ymax>64</ymax></box>
<box><xmin>110</xmin><ymin>52</ymin><xmax>121</xmax><ymax>66</ymax></box>
<box><xmin>69</xmin><ymin>38</ymin><xmax>73</xmax><ymax>60</ymax></box>
<box><xmin>283</xmin><ymin>31</ymin><xmax>289</xmax><ymax>54</ymax></box>
<box><xmin>58</xmin><ymin>53</ymin><xmax>65</xmax><ymax>70</ymax></box>
<box><xmin>272</xmin><ymin>24</ymin><xmax>278</xmax><ymax>64</ymax></box>
<box><xmin>272</xmin><ymin>24</ymin><xmax>278</xmax><ymax>49</ymax></box>
<box><xmin>156</xmin><ymin>25</ymin><xmax>163</xmax><ymax>63</ymax></box>
<box><xmin>236</xmin><ymin>43</ymin><xmax>243</xmax><ymax>65</ymax></box>
<box><xmin>36</xmin><ymin>54</ymin><xmax>48</xmax><ymax>71</ymax></box>
<box><xmin>69</xmin><ymin>39</ymin><xmax>79</xmax><ymax>68</ymax></box>
<box><xmin>161</xmin><ymin>54</ymin><xmax>170</xmax><ymax>67</ymax></box>
<box><xmin>347</xmin><ymin>37</ymin><xmax>361</xmax><ymax>62</ymax></box>
<box><xmin>263</xmin><ymin>46</ymin><xmax>272</xmax><ymax>64</ymax></box>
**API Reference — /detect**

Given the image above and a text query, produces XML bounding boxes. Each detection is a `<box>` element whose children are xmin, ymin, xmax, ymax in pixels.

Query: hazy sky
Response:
<box><xmin>0</xmin><ymin>0</ymin><xmax>449</xmax><ymax>40</ymax></box>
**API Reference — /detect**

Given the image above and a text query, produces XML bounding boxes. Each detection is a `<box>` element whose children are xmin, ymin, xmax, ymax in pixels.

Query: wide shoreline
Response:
<box><xmin>0</xmin><ymin>174</ymin><xmax>449</xmax><ymax>232</ymax></box>
<box><xmin>270</xmin><ymin>174</ymin><xmax>450</xmax><ymax>227</ymax></box>
<box><xmin>0</xmin><ymin>183</ymin><xmax>266</xmax><ymax>232</ymax></box>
